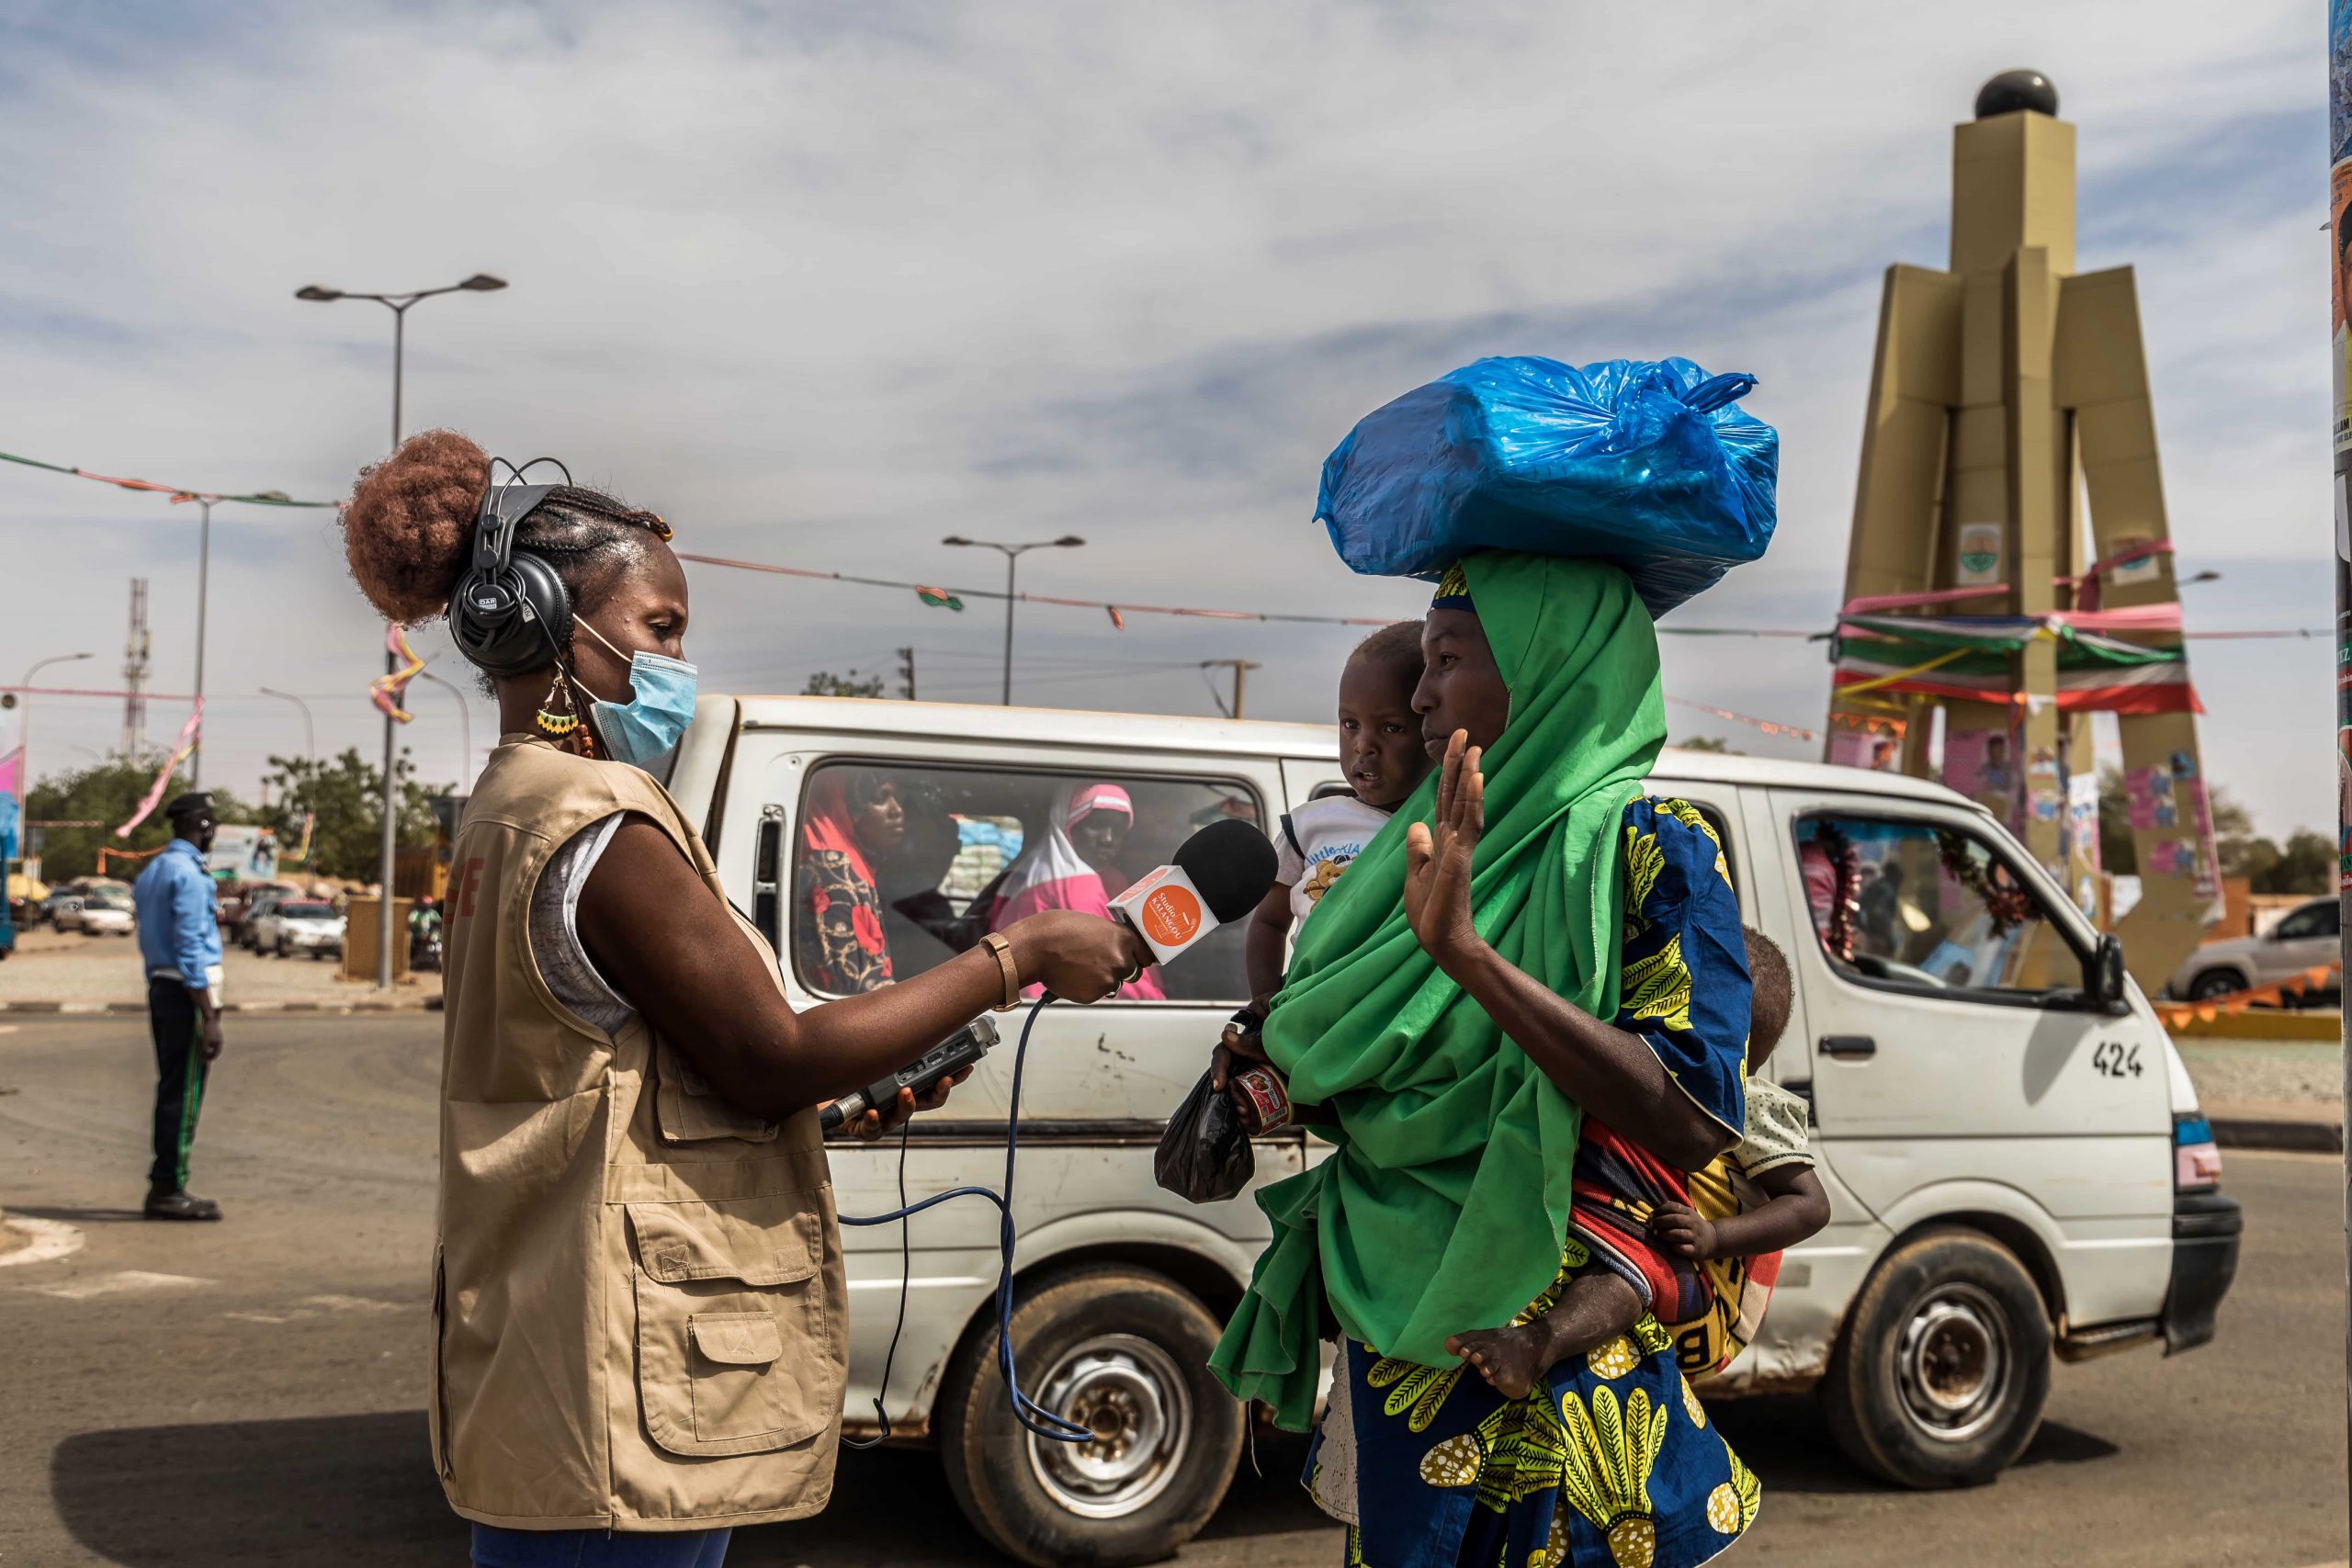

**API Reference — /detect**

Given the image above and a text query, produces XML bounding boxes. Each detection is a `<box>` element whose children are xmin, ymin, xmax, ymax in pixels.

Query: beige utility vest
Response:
<box><xmin>433</xmin><ymin>736</ymin><xmax>846</xmax><ymax>1531</ymax></box>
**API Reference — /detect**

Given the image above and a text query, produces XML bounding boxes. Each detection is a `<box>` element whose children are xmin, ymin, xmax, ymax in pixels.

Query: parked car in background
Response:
<box><xmin>237</xmin><ymin>887</ymin><xmax>291</xmax><ymax>950</ymax></box>
<box><xmin>2166</xmin><ymin>896</ymin><xmax>2341</xmax><ymax>1001</ymax></box>
<box><xmin>40</xmin><ymin>891</ymin><xmax>86</xmax><ymax>931</ymax></box>
<box><xmin>75</xmin><ymin>892</ymin><xmax>136</xmax><ymax>937</ymax></box>
<box><xmin>257</xmin><ymin>900</ymin><xmax>345</xmax><ymax>961</ymax></box>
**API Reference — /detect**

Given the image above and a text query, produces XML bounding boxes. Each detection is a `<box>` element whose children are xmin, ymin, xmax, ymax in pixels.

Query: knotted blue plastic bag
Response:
<box><xmin>1315</xmin><ymin>355</ymin><xmax>1777</xmax><ymax>617</ymax></box>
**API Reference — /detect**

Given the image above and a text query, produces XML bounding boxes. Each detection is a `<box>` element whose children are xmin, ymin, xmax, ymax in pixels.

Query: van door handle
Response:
<box><xmin>1817</xmin><ymin>1035</ymin><xmax>1877</xmax><ymax>1060</ymax></box>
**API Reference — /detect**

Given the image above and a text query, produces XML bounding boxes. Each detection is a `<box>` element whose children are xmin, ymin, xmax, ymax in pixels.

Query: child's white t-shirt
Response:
<box><xmin>1275</xmin><ymin>795</ymin><xmax>1395</xmax><ymax>927</ymax></box>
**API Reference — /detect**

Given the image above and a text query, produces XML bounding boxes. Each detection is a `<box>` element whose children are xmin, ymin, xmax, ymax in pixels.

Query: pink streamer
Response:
<box><xmin>115</xmin><ymin>703</ymin><xmax>202</xmax><ymax>838</ymax></box>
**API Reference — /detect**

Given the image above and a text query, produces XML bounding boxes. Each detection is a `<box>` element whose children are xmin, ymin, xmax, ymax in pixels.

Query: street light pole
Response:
<box><xmin>190</xmin><ymin>499</ymin><xmax>210</xmax><ymax>787</ymax></box>
<box><xmin>413</xmin><ymin>669</ymin><xmax>475</xmax><ymax>788</ymax></box>
<box><xmin>16</xmin><ymin>652</ymin><xmax>95</xmax><ymax>799</ymax></box>
<box><xmin>257</xmin><ymin>687</ymin><xmax>315</xmax><ymax>763</ymax></box>
<box><xmin>296</xmin><ymin>273</ymin><xmax>506</xmax><ymax>989</ymax></box>
<box><xmin>940</xmin><ymin>534</ymin><xmax>1086</xmax><ymax>705</ymax></box>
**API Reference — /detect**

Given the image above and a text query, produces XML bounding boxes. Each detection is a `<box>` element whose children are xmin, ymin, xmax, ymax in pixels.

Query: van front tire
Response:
<box><xmin>937</xmin><ymin>1264</ymin><xmax>1244</xmax><ymax>1568</ymax></box>
<box><xmin>1821</xmin><ymin>1227</ymin><xmax>2051</xmax><ymax>1489</ymax></box>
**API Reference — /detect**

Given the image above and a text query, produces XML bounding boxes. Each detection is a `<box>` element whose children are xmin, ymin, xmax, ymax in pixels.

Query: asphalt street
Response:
<box><xmin>0</xmin><ymin>1013</ymin><xmax>2342</xmax><ymax>1567</ymax></box>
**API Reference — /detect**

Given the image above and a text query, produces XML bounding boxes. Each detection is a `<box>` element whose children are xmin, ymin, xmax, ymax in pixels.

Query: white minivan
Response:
<box><xmin>665</xmin><ymin>694</ymin><xmax>2241</xmax><ymax>1567</ymax></box>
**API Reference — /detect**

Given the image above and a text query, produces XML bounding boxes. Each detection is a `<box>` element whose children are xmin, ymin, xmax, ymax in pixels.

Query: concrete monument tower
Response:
<box><xmin>1829</xmin><ymin>70</ymin><xmax>2211</xmax><ymax>989</ymax></box>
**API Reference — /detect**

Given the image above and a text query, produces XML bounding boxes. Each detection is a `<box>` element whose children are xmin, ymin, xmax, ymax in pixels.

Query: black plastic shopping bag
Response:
<box><xmin>1155</xmin><ymin>1071</ymin><xmax>1254</xmax><ymax>1204</ymax></box>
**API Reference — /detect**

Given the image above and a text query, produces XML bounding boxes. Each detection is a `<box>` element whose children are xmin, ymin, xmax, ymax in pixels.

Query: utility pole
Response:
<box><xmin>896</xmin><ymin>647</ymin><xmax>917</xmax><ymax>702</ymax></box>
<box><xmin>1201</xmin><ymin>659</ymin><xmax>1261</xmax><ymax>720</ymax></box>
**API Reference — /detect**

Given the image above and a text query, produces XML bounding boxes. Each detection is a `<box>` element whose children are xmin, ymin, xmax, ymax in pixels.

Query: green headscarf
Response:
<box><xmin>1208</xmin><ymin>551</ymin><xmax>1666</xmax><ymax>1430</ymax></box>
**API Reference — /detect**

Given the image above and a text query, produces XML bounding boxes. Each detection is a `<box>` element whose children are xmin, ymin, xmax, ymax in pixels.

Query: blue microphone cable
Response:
<box><xmin>836</xmin><ymin>992</ymin><xmax>1092</xmax><ymax>1445</ymax></box>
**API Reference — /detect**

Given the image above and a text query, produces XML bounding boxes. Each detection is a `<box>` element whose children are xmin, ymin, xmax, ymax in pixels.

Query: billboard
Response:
<box><xmin>207</xmin><ymin>824</ymin><xmax>279</xmax><ymax>885</ymax></box>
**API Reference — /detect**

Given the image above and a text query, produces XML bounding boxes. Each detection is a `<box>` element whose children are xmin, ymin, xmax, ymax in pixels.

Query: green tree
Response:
<box><xmin>23</xmin><ymin>761</ymin><xmax>253</xmax><ymax>883</ymax></box>
<box><xmin>803</xmin><ymin>669</ymin><xmax>888</xmax><ymax>699</ymax></box>
<box><xmin>2252</xmin><ymin>829</ymin><xmax>2335</xmax><ymax>896</ymax></box>
<box><xmin>260</xmin><ymin>748</ymin><xmax>452</xmax><ymax>882</ymax></box>
<box><xmin>1672</xmin><ymin>735</ymin><xmax>1739</xmax><ymax>754</ymax></box>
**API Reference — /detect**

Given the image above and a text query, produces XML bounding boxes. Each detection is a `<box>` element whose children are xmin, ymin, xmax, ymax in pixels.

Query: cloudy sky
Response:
<box><xmin>0</xmin><ymin>0</ymin><xmax>2332</xmax><ymax>833</ymax></box>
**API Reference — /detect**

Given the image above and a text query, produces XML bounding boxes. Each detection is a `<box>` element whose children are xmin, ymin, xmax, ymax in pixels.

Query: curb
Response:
<box><xmin>0</xmin><ymin>997</ymin><xmax>439</xmax><ymax>1016</ymax></box>
<box><xmin>2213</xmin><ymin>1116</ymin><xmax>2343</xmax><ymax>1154</ymax></box>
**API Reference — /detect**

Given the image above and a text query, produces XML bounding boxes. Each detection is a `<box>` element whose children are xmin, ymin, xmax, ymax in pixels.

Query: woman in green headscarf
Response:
<box><xmin>1209</xmin><ymin>551</ymin><xmax>1757</xmax><ymax>1568</ymax></box>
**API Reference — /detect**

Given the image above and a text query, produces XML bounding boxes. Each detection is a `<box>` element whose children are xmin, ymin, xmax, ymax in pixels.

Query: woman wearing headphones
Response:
<box><xmin>341</xmin><ymin>432</ymin><xmax>1150</xmax><ymax>1568</ymax></box>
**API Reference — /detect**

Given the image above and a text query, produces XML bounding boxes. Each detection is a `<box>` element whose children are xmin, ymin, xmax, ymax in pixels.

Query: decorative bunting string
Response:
<box><xmin>1664</xmin><ymin>695</ymin><xmax>1819</xmax><ymax>743</ymax></box>
<box><xmin>0</xmin><ymin>445</ymin><xmax>2330</xmax><ymax>643</ymax></box>
<box><xmin>675</xmin><ymin>550</ymin><xmax>1397</xmax><ymax>628</ymax></box>
<box><xmin>96</xmin><ymin>841</ymin><xmax>171</xmax><ymax>875</ymax></box>
<box><xmin>0</xmin><ymin>448</ymin><xmax>337</xmax><ymax>507</ymax></box>
<box><xmin>2152</xmin><ymin>963</ymin><xmax>2339</xmax><ymax>1028</ymax></box>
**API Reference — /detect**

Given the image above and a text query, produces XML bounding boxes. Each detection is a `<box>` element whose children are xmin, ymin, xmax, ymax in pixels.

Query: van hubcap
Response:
<box><xmin>1894</xmin><ymin>1282</ymin><xmax>2010</xmax><ymax>1442</ymax></box>
<box><xmin>1025</xmin><ymin>1334</ymin><xmax>1191</xmax><ymax>1518</ymax></box>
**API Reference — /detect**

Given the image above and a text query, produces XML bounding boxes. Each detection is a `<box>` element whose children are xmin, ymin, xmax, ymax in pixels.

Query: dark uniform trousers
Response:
<box><xmin>145</xmin><ymin>977</ymin><xmax>209</xmax><ymax>1194</ymax></box>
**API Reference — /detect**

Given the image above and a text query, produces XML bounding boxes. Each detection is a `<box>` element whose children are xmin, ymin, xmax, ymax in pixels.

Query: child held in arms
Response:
<box><xmin>1448</xmin><ymin>928</ymin><xmax>1829</xmax><ymax>1397</ymax></box>
<box><xmin>1213</xmin><ymin>621</ymin><xmax>1430</xmax><ymax>1124</ymax></box>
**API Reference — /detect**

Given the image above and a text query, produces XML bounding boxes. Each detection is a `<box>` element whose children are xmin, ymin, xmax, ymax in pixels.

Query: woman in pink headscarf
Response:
<box><xmin>990</xmin><ymin>782</ymin><xmax>1164</xmax><ymax>1000</ymax></box>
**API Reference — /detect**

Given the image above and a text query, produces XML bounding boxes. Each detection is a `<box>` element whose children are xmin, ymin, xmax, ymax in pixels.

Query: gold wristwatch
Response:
<box><xmin>978</xmin><ymin>931</ymin><xmax>1023</xmax><ymax>1011</ymax></box>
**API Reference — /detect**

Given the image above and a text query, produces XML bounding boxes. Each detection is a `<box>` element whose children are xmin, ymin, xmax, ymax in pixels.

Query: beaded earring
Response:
<box><xmin>535</xmin><ymin>668</ymin><xmax>583</xmax><ymax>746</ymax></box>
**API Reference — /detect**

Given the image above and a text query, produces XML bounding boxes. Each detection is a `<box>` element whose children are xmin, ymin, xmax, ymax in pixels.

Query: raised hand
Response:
<box><xmin>1403</xmin><ymin>730</ymin><xmax>1484</xmax><ymax>968</ymax></box>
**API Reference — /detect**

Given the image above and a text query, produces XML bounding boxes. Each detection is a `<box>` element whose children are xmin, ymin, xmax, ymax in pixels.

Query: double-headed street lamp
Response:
<box><xmin>295</xmin><ymin>275</ymin><xmax>508</xmax><ymax>450</ymax></box>
<box><xmin>15</xmin><ymin>652</ymin><xmax>95</xmax><ymax>798</ymax></box>
<box><xmin>297</xmin><ymin>272</ymin><xmax>507</xmax><ymax>989</ymax></box>
<box><xmin>941</xmin><ymin>535</ymin><xmax>1085</xmax><ymax>705</ymax></box>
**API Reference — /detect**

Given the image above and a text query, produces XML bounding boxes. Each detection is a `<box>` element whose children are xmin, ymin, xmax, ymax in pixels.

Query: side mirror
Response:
<box><xmin>2087</xmin><ymin>933</ymin><xmax>2128</xmax><ymax>1012</ymax></box>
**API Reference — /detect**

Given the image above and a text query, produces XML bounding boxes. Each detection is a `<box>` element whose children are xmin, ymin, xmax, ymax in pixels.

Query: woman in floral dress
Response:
<box><xmin>1212</xmin><ymin>554</ymin><xmax>1757</xmax><ymax>1568</ymax></box>
<box><xmin>795</xmin><ymin>767</ymin><xmax>905</xmax><ymax>993</ymax></box>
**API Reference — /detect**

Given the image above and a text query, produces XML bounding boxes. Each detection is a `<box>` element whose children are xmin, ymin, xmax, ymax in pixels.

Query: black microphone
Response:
<box><xmin>1106</xmin><ymin>817</ymin><xmax>1281</xmax><ymax>965</ymax></box>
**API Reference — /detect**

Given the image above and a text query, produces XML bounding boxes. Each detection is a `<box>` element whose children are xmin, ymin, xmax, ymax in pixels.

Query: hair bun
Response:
<box><xmin>342</xmin><ymin>429</ymin><xmax>492</xmax><ymax>623</ymax></box>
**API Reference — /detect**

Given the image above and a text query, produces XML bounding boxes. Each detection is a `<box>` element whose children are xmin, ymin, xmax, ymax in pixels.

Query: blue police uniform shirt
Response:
<box><xmin>133</xmin><ymin>838</ymin><xmax>223</xmax><ymax>989</ymax></box>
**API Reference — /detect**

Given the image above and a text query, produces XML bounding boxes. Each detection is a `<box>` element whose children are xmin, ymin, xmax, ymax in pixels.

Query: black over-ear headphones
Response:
<box><xmin>447</xmin><ymin>457</ymin><xmax>576</xmax><ymax>678</ymax></box>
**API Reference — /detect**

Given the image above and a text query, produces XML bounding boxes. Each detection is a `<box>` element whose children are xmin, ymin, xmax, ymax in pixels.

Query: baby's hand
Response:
<box><xmin>1648</xmin><ymin>1201</ymin><xmax>1715</xmax><ymax>1261</ymax></box>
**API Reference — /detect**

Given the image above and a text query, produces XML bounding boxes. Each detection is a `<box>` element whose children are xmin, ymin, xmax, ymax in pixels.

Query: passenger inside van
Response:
<box><xmin>793</xmin><ymin>766</ymin><xmax>908</xmax><ymax>994</ymax></box>
<box><xmin>990</xmin><ymin>783</ymin><xmax>1165</xmax><ymax>999</ymax></box>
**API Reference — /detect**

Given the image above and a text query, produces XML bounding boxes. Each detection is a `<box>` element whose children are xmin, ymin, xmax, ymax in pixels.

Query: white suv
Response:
<box><xmin>2165</xmin><ymin>896</ymin><xmax>2339</xmax><ymax>1001</ymax></box>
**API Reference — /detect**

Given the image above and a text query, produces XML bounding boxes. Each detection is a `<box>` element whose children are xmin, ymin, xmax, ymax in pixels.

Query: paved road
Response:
<box><xmin>0</xmin><ymin>1014</ymin><xmax>2342</xmax><ymax>1567</ymax></box>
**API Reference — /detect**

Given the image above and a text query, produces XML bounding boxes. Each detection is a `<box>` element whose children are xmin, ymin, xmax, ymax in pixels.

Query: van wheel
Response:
<box><xmin>938</xmin><ymin>1265</ymin><xmax>1244</xmax><ymax>1568</ymax></box>
<box><xmin>2187</xmin><ymin>969</ymin><xmax>2244</xmax><ymax>1002</ymax></box>
<box><xmin>1820</xmin><ymin>1228</ymin><xmax>2050</xmax><ymax>1489</ymax></box>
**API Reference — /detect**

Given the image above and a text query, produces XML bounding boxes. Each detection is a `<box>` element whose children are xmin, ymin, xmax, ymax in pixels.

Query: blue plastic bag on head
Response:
<box><xmin>1314</xmin><ymin>355</ymin><xmax>1778</xmax><ymax>617</ymax></box>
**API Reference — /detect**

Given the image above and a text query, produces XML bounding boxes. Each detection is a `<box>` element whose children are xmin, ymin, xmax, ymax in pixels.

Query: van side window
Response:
<box><xmin>2271</xmin><ymin>901</ymin><xmax>2338</xmax><ymax>941</ymax></box>
<box><xmin>1793</xmin><ymin>813</ymin><xmax>2076</xmax><ymax>998</ymax></box>
<box><xmin>786</xmin><ymin>761</ymin><xmax>1261</xmax><ymax>1003</ymax></box>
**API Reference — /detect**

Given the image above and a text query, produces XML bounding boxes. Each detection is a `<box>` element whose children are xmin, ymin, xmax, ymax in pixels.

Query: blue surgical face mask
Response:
<box><xmin>575</xmin><ymin>617</ymin><xmax>698</xmax><ymax>767</ymax></box>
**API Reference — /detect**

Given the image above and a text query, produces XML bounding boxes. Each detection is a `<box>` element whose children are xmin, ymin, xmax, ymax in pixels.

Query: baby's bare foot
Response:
<box><xmin>1444</xmin><ymin>1325</ymin><xmax>1546</xmax><ymax>1402</ymax></box>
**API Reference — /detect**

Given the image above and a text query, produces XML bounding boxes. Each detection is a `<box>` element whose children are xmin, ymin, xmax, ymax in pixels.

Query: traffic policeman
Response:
<box><xmin>130</xmin><ymin>791</ymin><xmax>225</xmax><ymax>1221</ymax></box>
